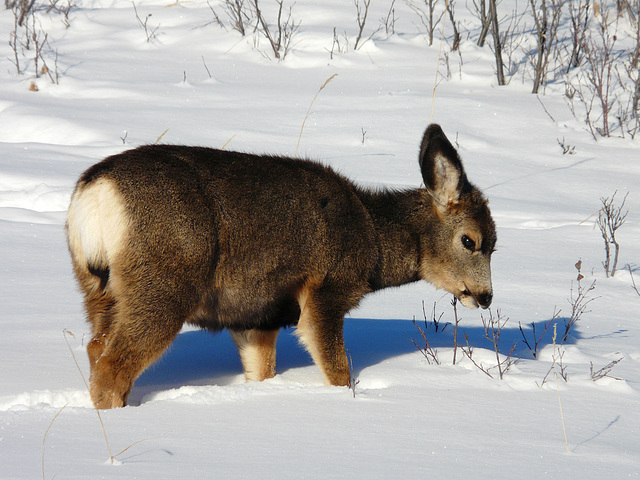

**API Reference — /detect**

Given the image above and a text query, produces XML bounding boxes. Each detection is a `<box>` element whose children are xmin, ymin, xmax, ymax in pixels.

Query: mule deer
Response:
<box><xmin>66</xmin><ymin>124</ymin><xmax>496</xmax><ymax>409</ymax></box>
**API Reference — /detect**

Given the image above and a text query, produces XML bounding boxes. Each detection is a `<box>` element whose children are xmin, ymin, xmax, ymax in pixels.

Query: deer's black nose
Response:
<box><xmin>477</xmin><ymin>292</ymin><xmax>493</xmax><ymax>309</ymax></box>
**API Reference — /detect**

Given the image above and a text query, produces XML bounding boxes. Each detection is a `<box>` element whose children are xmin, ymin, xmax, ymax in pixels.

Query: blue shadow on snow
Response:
<box><xmin>132</xmin><ymin>312</ymin><xmax>583</xmax><ymax>403</ymax></box>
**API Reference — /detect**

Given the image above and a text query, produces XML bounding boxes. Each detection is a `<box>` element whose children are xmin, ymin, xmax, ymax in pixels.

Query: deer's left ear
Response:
<box><xmin>419</xmin><ymin>124</ymin><xmax>468</xmax><ymax>207</ymax></box>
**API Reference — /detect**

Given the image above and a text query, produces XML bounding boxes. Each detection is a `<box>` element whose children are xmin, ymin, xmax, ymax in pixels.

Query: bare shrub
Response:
<box><xmin>627</xmin><ymin>265</ymin><xmax>640</xmax><ymax>298</ymax></box>
<box><xmin>346</xmin><ymin>349</ymin><xmax>360</xmax><ymax>397</ymax></box>
<box><xmin>497</xmin><ymin>4</ymin><xmax>528</xmax><ymax>80</ymax></box>
<box><xmin>445</xmin><ymin>0</ymin><xmax>461</xmax><ymax>50</ymax></box>
<box><xmin>565</xmin><ymin>0</ymin><xmax>592</xmax><ymax>72</ymax></box>
<box><xmin>471</xmin><ymin>0</ymin><xmax>491</xmax><ymax>47</ymax></box>
<box><xmin>481</xmin><ymin>309</ymin><xmax>518</xmax><ymax>379</ymax></box>
<box><xmin>406</xmin><ymin>0</ymin><xmax>444</xmax><ymax>46</ymax></box>
<box><xmin>590</xmin><ymin>357</ymin><xmax>623</xmax><ymax>381</ymax></box>
<box><xmin>45</xmin><ymin>0</ymin><xmax>74</xmax><ymax>28</ymax></box>
<box><xmin>557</xmin><ymin>137</ymin><xmax>576</xmax><ymax>154</ymax></box>
<box><xmin>488</xmin><ymin>0</ymin><xmax>506</xmax><ymax>85</ymax></box>
<box><xmin>132</xmin><ymin>1</ymin><xmax>160</xmax><ymax>43</ymax></box>
<box><xmin>539</xmin><ymin>324</ymin><xmax>569</xmax><ymax>386</ymax></box>
<box><xmin>615</xmin><ymin>5</ymin><xmax>640</xmax><ymax>139</ymax></box>
<box><xmin>562</xmin><ymin>260</ymin><xmax>597</xmax><ymax>342</ymax></box>
<box><xmin>9</xmin><ymin>7</ymin><xmax>24</xmax><ymax>74</ymax></box>
<box><xmin>223</xmin><ymin>0</ymin><xmax>249</xmax><ymax>36</ymax></box>
<box><xmin>584</xmin><ymin>9</ymin><xmax>622</xmax><ymax>137</ymax></box>
<box><xmin>425</xmin><ymin>300</ymin><xmax>447</xmax><ymax>332</ymax></box>
<box><xmin>529</xmin><ymin>0</ymin><xmax>564</xmax><ymax>93</ymax></box>
<box><xmin>596</xmin><ymin>192</ymin><xmax>629</xmax><ymax>277</ymax></box>
<box><xmin>615</xmin><ymin>0</ymin><xmax>637</xmax><ymax>20</ymax></box>
<box><xmin>616</xmin><ymin>62</ymin><xmax>640</xmax><ymax>138</ymax></box>
<box><xmin>252</xmin><ymin>0</ymin><xmax>300</xmax><ymax>60</ymax></box>
<box><xmin>567</xmin><ymin>6</ymin><xmax>625</xmax><ymax>138</ymax></box>
<box><xmin>460</xmin><ymin>333</ymin><xmax>494</xmax><ymax>378</ymax></box>
<box><xmin>412</xmin><ymin>301</ymin><xmax>456</xmax><ymax>365</ymax></box>
<box><xmin>519</xmin><ymin>310</ymin><xmax>558</xmax><ymax>358</ymax></box>
<box><xmin>8</xmin><ymin>0</ymin><xmax>61</xmax><ymax>83</ymax></box>
<box><xmin>353</xmin><ymin>0</ymin><xmax>381</xmax><ymax>50</ymax></box>
<box><xmin>380</xmin><ymin>0</ymin><xmax>398</xmax><ymax>37</ymax></box>
<box><xmin>451</xmin><ymin>297</ymin><xmax>461</xmax><ymax>365</ymax></box>
<box><xmin>208</xmin><ymin>0</ymin><xmax>299</xmax><ymax>60</ymax></box>
<box><xmin>6</xmin><ymin>0</ymin><xmax>36</xmax><ymax>26</ymax></box>
<box><xmin>328</xmin><ymin>27</ymin><xmax>349</xmax><ymax>59</ymax></box>
<box><xmin>411</xmin><ymin>319</ymin><xmax>441</xmax><ymax>365</ymax></box>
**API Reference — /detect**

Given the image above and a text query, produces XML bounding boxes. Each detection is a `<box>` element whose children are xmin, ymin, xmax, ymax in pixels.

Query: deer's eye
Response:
<box><xmin>461</xmin><ymin>235</ymin><xmax>476</xmax><ymax>252</ymax></box>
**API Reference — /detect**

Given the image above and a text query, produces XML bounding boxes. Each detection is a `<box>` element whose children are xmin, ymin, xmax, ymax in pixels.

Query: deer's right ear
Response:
<box><xmin>419</xmin><ymin>124</ymin><xmax>467</xmax><ymax>208</ymax></box>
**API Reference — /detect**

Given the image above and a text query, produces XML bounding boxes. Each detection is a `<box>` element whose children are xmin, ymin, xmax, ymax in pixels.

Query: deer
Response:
<box><xmin>66</xmin><ymin>124</ymin><xmax>496</xmax><ymax>409</ymax></box>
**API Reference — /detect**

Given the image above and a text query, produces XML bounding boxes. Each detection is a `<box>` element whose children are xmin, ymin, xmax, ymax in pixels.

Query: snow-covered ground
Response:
<box><xmin>1</xmin><ymin>1</ymin><xmax>639</xmax><ymax>478</ymax></box>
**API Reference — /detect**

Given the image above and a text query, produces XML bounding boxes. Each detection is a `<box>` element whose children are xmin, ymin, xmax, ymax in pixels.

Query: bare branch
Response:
<box><xmin>406</xmin><ymin>0</ymin><xmax>445</xmax><ymax>47</ymax></box>
<box><xmin>353</xmin><ymin>0</ymin><xmax>381</xmax><ymax>50</ymax></box>
<box><xmin>488</xmin><ymin>0</ymin><xmax>506</xmax><ymax>85</ymax></box>
<box><xmin>411</xmin><ymin>319</ymin><xmax>440</xmax><ymax>365</ymax></box>
<box><xmin>629</xmin><ymin>265</ymin><xmax>640</xmax><ymax>297</ymax></box>
<box><xmin>460</xmin><ymin>333</ymin><xmax>494</xmax><ymax>378</ymax></box>
<box><xmin>563</xmin><ymin>278</ymin><xmax>597</xmax><ymax>343</ymax></box>
<box><xmin>519</xmin><ymin>310</ymin><xmax>557</xmax><ymax>359</ymax></box>
<box><xmin>481</xmin><ymin>309</ymin><xmax>518</xmax><ymax>379</ymax></box>
<box><xmin>590</xmin><ymin>357</ymin><xmax>623</xmax><ymax>381</ymax></box>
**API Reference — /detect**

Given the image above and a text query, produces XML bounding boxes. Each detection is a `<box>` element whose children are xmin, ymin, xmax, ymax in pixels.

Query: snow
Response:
<box><xmin>1</xmin><ymin>1</ymin><xmax>640</xmax><ymax>478</ymax></box>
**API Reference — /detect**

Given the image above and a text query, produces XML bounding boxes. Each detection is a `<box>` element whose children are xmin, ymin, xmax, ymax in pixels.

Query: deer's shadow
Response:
<box><xmin>130</xmin><ymin>314</ymin><xmax>583</xmax><ymax>404</ymax></box>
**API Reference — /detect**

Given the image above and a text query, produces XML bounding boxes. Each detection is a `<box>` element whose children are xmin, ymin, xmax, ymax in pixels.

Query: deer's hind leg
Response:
<box><xmin>70</xmin><ymin>258</ymin><xmax>116</xmax><ymax>374</ymax></box>
<box><xmin>87</xmin><ymin>277</ymin><xmax>191</xmax><ymax>409</ymax></box>
<box><xmin>231</xmin><ymin>329</ymin><xmax>279</xmax><ymax>382</ymax></box>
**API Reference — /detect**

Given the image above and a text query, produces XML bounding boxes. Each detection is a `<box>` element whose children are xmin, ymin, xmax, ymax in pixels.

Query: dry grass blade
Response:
<box><xmin>154</xmin><ymin>128</ymin><xmax>169</xmax><ymax>144</ymax></box>
<box><xmin>42</xmin><ymin>402</ymin><xmax>68</xmax><ymax>480</ymax></box>
<box><xmin>63</xmin><ymin>329</ymin><xmax>114</xmax><ymax>463</ymax></box>
<box><xmin>221</xmin><ymin>134</ymin><xmax>237</xmax><ymax>150</ymax></box>
<box><xmin>548</xmin><ymin>324</ymin><xmax>571</xmax><ymax>453</ymax></box>
<box><xmin>113</xmin><ymin>437</ymin><xmax>160</xmax><ymax>458</ymax></box>
<box><xmin>295</xmin><ymin>73</ymin><xmax>338</xmax><ymax>157</ymax></box>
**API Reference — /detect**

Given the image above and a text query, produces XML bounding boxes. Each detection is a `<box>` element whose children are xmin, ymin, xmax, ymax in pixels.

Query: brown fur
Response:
<box><xmin>66</xmin><ymin>124</ymin><xmax>496</xmax><ymax>409</ymax></box>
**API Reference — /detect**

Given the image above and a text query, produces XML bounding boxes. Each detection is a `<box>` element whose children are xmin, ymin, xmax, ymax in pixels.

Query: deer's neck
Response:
<box><xmin>358</xmin><ymin>188</ymin><xmax>431</xmax><ymax>292</ymax></box>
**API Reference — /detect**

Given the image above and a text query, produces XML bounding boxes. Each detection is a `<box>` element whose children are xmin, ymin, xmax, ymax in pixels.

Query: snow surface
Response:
<box><xmin>1</xmin><ymin>1</ymin><xmax>639</xmax><ymax>479</ymax></box>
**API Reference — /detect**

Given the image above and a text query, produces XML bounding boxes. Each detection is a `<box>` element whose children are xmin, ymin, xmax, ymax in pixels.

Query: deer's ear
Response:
<box><xmin>419</xmin><ymin>124</ymin><xmax>467</xmax><ymax>207</ymax></box>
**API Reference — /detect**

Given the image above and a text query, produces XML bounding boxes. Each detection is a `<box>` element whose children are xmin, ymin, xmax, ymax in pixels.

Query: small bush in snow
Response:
<box><xmin>132</xmin><ymin>1</ymin><xmax>160</xmax><ymax>43</ymax></box>
<box><xmin>7</xmin><ymin>0</ymin><xmax>64</xmax><ymax>84</ymax></box>
<box><xmin>596</xmin><ymin>192</ymin><xmax>629</xmax><ymax>278</ymax></box>
<box><xmin>562</xmin><ymin>260</ymin><xmax>597</xmax><ymax>342</ymax></box>
<box><xmin>480</xmin><ymin>309</ymin><xmax>518</xmax><ymax>379</ymax></box>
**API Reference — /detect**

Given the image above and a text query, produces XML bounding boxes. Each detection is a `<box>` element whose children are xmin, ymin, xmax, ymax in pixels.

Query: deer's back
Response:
<box><xmin>77</xmin><ymin>145</ymin><xmax>378</xmax><ymax>329</ymax></box>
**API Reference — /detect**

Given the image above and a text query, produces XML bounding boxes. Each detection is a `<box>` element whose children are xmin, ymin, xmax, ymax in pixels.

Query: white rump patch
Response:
<box><xmin>66</xmin><ymin>178</ymin><xmax>130</xmax><ymax>268</ymax></box>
